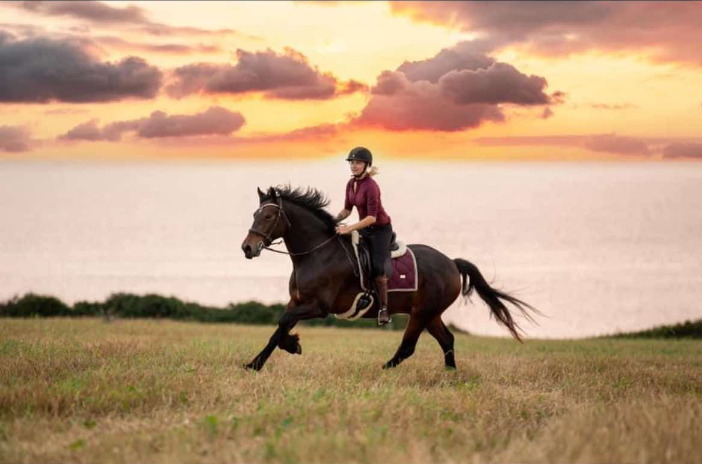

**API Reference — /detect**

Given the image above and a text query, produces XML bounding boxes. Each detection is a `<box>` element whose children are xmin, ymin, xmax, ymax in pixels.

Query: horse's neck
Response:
<box><xmin>282</xmin><ymin>203</ymin><xmax>336</xmax><ymax>262</ymax></box>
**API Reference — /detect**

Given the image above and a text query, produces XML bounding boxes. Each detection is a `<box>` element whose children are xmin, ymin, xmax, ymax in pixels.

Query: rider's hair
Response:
<box><xmin>367</xmin><ymin>165</ymin><xmax>379</xmax><ymax>177</ymax></box>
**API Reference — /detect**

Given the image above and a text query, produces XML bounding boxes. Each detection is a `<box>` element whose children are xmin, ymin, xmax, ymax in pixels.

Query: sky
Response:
<box><xmin>1</xmin><ymin>1</ymin><xmax>702</xmax><ymax>161</ymax></box>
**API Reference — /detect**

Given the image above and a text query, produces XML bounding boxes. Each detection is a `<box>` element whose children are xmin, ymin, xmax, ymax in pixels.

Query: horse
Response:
<box><xmin>240</xmin><ymin>186</ymin><xmax>539</xmax><ymax>371</ymax></box>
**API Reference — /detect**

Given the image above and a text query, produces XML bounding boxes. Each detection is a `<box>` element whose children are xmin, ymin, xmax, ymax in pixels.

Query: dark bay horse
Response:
<box><xmin>240</xmin><ymin>186</ymin><xmax>538</xmax><ymax>371</ymax></box>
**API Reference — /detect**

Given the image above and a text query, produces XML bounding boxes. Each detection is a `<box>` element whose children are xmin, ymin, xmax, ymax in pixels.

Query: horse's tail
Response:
<box><xmin>453</xmin><ymin>258</ymin><xmax>540</xmax><ymax>342</ymax></box>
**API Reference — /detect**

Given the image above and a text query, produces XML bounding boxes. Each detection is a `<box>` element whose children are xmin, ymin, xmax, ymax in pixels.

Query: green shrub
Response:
<box><xmin>609</xmin><ymin>320</ymin><xmax>702</xmax><ymax>339</ymax></box>
<box><xmin>72</xmin><ymin>301</ymin><xmax>104</xmax><ymax>317</ymax></box>
<box><xmin>0</xmin><ymin>294</ymin><xmax>71</xmax><ymax>317</ymax></box>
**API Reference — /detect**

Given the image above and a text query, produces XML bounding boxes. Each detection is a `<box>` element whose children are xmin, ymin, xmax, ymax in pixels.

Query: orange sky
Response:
<box><xmin>1</xmin><ymin>1</ymin><xmax>701</xmax><ymax>160</ymax></box>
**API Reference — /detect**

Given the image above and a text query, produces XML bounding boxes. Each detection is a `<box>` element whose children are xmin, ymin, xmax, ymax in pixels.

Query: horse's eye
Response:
<box><xmin>265</xmin><ymin>214</ymin><xmax>273</xmax><ymax>220</ymax></box>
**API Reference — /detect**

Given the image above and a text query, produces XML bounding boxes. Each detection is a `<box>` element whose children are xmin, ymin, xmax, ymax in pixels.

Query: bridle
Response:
<box><xmin>248</xmin><ymin>197</ymin><xmax>291</xmax><ymax>249</ymax></box>
<box><xmin>248</xmin><ymin>197</ymin><xmax>337</xmax><ymax>257</ymax></box>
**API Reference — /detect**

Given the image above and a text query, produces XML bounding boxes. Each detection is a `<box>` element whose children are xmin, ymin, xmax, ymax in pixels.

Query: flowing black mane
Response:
<box><xmin>264</xmin><ymin>185</ymin><xmax>337</xmax><ymax>231</ymax></box>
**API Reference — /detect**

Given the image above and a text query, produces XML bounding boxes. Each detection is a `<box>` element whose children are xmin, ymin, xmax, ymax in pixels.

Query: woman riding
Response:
<box><xmin>334</xmin><ymin>147</ymin><xmax>393</xmax><ymax>325</ymax></box>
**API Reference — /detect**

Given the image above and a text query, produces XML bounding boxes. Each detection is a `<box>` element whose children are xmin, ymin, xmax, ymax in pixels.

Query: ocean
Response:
<box><xmin>2</xmin><ymin>158</ymin><xmax>701</xmax><ymax>338</ymax></box>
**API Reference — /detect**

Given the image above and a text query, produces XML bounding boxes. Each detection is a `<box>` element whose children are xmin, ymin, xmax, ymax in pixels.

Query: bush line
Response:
<box><xmin>0</xmin><ymin>293</ymin><xmax>409</xmax><ymax>330</ymax></box>
<box><xmin>3</xmin><ymin>293</ymin><xmax>698</xmax><ymax>338</ymax></box>
<box><xmin>605</xmin><ymin>319</ymin><xmax>702</xmax><ymax>339</ymax></box>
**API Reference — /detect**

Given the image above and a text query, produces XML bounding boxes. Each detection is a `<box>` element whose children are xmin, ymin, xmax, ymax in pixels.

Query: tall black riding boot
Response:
<box><xmin>375</xmin><ymin>275</ymin><xmax>391</xmax><ymax>325</ymax></box>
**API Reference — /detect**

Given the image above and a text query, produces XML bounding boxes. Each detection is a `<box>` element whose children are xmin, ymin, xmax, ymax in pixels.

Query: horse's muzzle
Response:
<box><xmin>242</xmin><ymin>241</ymin><xmax>263</xmax><ymax>259</ymax></box>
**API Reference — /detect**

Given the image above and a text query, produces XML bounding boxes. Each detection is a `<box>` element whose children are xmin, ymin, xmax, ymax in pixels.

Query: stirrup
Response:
<box><xmin>377</xmin><ymin>307</ymin><xmax>392</xmax><ymax>326</ymax></box>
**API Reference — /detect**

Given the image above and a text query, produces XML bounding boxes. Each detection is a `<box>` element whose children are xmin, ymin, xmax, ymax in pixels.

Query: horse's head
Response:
<box><xmin>241</xmin><ymin>187</ymin><xmax>291</xmax><ymax>259</ymax></box>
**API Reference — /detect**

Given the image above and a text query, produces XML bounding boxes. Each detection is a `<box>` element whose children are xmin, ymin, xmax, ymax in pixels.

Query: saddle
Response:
<box><xmin>336</xmin><ymin>231</ymin><xmax>417</xmax><ymax>321</ymax></box>
<box><xmin>350</xmin><ymin>230</ymin><xmax>407</xmax><ymax>291</ymax></box>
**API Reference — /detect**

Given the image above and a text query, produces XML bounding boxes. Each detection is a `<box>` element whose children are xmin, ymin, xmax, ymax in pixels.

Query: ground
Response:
<box><xmin>0</xmin><ymin>318</ymin><xmax>700</xmax><ymax>463</ymax></box>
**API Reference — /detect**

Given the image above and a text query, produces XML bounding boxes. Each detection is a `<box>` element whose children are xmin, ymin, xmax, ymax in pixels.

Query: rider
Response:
<box><xmin>334</xmin><ymin>147</ymin><xmax>393</xmax><ymax>325</ymax></box>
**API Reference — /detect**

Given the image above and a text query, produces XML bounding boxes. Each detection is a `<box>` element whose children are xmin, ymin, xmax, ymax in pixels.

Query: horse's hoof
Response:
<box><xmin>382</xmin><ymin>361</ymin><xmax>396</xmax><ymax>370</ymax></box>
<box><xmin>295</xmin><ymin>344</ymin><xmax>302</xmax><ymax>355</ymax></box>
<box><xmin>243</xmin><ymin>361</ymin><xmax>262</xmax><ymax>371</ymax></box>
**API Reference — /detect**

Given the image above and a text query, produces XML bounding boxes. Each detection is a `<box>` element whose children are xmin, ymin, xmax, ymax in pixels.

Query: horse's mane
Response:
<box><xmin>264</xmin><ymin>185</ymin><xmax>337</xmax><ymax>231</ymax></box>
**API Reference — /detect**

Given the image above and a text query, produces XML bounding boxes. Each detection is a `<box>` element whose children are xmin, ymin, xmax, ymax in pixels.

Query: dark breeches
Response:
<box><xmin>362</xmin><ymin>223</ymin><xmax>393</xmax><ymax>277</ymax></box>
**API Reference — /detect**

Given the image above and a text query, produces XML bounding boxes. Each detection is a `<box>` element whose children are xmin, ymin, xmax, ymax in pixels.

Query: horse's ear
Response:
<box><xmin>257</xmin><ymin>187</ymin><xmax>266</xmax><ymax>202</ymax></box>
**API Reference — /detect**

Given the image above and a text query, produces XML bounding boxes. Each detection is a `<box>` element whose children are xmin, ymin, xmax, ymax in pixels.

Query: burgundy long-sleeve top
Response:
<box><xmin>344</xmin><ymin>175</ymin><xmax>391</xmax><ymax>226</ymax></box>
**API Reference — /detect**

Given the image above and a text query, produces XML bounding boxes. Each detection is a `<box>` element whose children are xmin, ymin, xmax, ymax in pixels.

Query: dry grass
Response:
<box><xmin>0</xmin><ymin>318</ymin><xmax>701</xmax><ymax>464</ymax></box>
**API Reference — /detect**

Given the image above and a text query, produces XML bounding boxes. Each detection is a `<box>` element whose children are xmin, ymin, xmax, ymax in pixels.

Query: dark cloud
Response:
<box><xmin>397</xmin><ymin>41</ymin><xmax>496</xmax><ymax>83</ymax></box>
<box><xmin>59</xmin><ymin>114</ymin><xmax>342</xmax><ymax>147</ymax></box>
<box><xmin>16</xmin><ymin>1</ymin><xmax>148</xmax><ymax>25</ymax></box>
<box><xmin>391</xmin><ymin>2</ymin><xmax>610</xmax><ymax>40</ymax></box>
<box><xmin>135</xmin><ymin>107</ymin><xmax>245</xmax><ymax>138</ymax></box>
<box><xmin>0</xmin><ymin>35</ymin><xmax>162</xmax><ymax>103</ymax></box>
<box><xmin>60</xmin><ymin>119</ymin><xmax>106</xmax><ymax>141</ymax></box>
<box><xmin>9</xmin><ymin>1</ymin><xmax>259</xmax><ymax>41</ymax></box>
<box><xmin>166</xmin><ymin>48</ymin><xmax>365</xmax><ymax>100</ymax></box>
<box><xmin>663</xmin><ymin>143</ymin><xmax>702</xmax><ymax>159</ymax></box>
<box><xmin>541</xmin><ymin>107</ymin><xmax>554</xmax><ymax>119</ymax></box>
<box><xmin>0</xmin><ymin>125</ymin><xmax>32</xmax><ymax>152</ymax></box>
<box><xmin>356</xmin><ymin>75</ymin><xmax>505</xmax><ymax>132</ymax></box>
<box><xmin>354</xmin><ymin>41</ymin><xmax>556</xmax><ymax>132</ymax></box>
<box><xmin>439</xmin><ymin>62</ymin><xmax>550</xmax><ymax>105</ymax></box>
<box><xmin>370</xmin><ymin>71</ymin><xmax>407</xmax><ymax>96</ymax></box>
<box><xmin>390</xmin><ymin>2</ymin><xmax>702</xmax><ymax>65</ymax></box>
<box><xmin>59</xmin><ymin>107</ymin><xmax>245</xmax><ymax>142</ymax></box>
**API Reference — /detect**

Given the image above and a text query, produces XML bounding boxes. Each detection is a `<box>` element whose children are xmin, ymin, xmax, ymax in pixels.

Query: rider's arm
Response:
<box><xmin>335</xmin><ymin>209</ymin><xmax>351</xmax><ymax>223</ymax></box>
<box><xmin>348</xmin><ymin>215</ymin><xmax>376</xmax><ymax>231</ymax></box>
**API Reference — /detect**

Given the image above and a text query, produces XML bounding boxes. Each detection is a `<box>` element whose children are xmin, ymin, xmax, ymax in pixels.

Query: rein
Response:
<box><xmin>263</xmin><ymin>235</ymin><xmax>337</xmax><ymax>256</ymax></box>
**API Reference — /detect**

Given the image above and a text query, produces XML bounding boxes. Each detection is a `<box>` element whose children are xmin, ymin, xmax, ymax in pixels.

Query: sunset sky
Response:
<box><xmin>1</xmin><ymin>1</ymin><xmax>701</xmax><ymax>161</ymax></box>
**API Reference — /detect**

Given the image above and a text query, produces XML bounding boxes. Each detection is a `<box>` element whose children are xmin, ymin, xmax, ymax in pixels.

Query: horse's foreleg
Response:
<box><xmin>244</xmin><ymin>302</ymin><xmax>322</xmax><ymax>371</ymax></box>
<box><xmin>244</xmin><ymin>325</ymin><xmax>284</xmax><ymax>371</ymax></box>
<box><xmin>383</xmin><ymin>315</ymin><xmax>428</xmax><ymax>369</ymax></box>
<box><xmin>426</xmin><ymin>316</ymin><xmax>456</xmax><ymax>369</ymax></box>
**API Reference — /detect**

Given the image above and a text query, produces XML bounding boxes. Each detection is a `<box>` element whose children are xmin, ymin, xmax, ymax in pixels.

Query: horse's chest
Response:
<box><xmin>290</xmin><ymin>267</ymin><xmax>333</xmax><ymax>303</ymax></box>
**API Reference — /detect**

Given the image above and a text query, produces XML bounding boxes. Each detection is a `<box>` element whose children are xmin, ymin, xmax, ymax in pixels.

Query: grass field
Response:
<box><xmin>1</xmin><ymin>318</ymin><xmax>701</xmax><ymax>464</ymax></box>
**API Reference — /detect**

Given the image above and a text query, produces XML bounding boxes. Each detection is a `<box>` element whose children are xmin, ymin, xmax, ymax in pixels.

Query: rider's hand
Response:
<box><xmin>336</xmin><ymin>225</ymin><xmax>352</xmax><ymax>235</ymax></box>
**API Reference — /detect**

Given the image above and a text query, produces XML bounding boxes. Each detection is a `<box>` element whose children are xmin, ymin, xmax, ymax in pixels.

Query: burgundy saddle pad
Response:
<box><xmin>388</xmin><ymin>247</ymin><xmax>418</xmax><ymax>292</ymax></box>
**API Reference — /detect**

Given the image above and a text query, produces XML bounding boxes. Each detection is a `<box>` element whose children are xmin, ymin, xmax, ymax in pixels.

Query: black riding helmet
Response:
<box><xmin>346</xmin><ymin>146</ymin><xmax>373</xmax><ymax>166</ymax></box>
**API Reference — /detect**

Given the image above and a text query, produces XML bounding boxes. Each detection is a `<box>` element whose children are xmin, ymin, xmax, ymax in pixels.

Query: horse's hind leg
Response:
<box><xmin>427</xmin><ymin>317</ymin><xmax>456</xmax><ymax>369</ymax></box>
<box><xmin>382</xmin><ymin>316</ymin><xmax>428</xmax><ymax>369</ymax></box>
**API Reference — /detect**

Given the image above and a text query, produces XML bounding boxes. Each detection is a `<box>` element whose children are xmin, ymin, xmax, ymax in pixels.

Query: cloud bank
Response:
<box><xmin>353</xmin><ymin>41</ymin><xmax>558</xmax><ymax>131</ymax></box>
<box><xmin>390</xmin><ymin>2</ymin><xmax>702</xmax><ymax>65</ymax></box>
<box><xmin>60</xmin><ymin>107</ymin><xmax>245</xmax><ymax>141</ymax></box>
<box><xmin>167</xmin><ymin>48</ymin><xmax>367</xmax><ymax>100</ymax></box>
<box><xmin>0</xmin><ymin>34</ymin><xmax>161</xmax><ymax>103</ymax></box>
